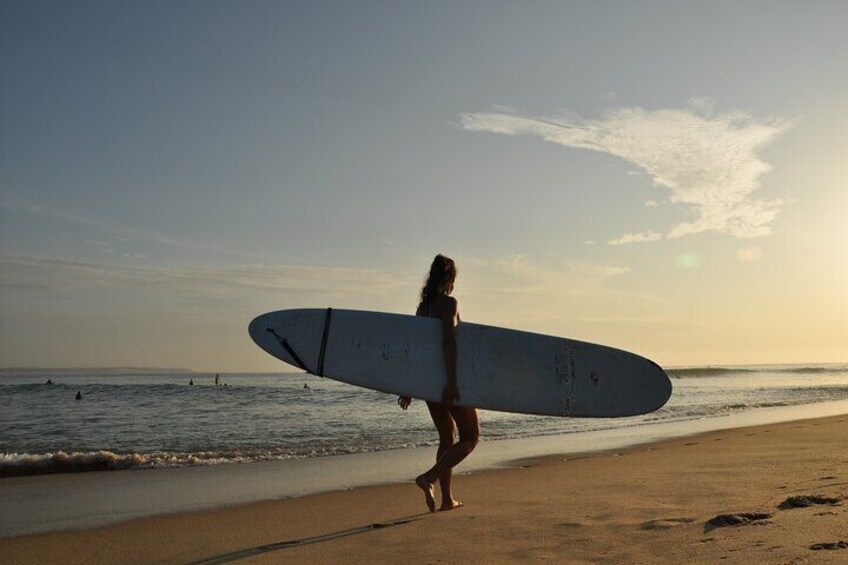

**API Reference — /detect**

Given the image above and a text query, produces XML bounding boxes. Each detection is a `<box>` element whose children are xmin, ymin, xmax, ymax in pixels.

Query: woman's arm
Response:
<box><xmin>441</xmin><ymin>296</ymin><xmax>459</xmax><ymax>404</ymax></box>
<box><xmin>399</xmin><ymin>303</ymin><xmax>427</xmax><ymax>409</ymax></box>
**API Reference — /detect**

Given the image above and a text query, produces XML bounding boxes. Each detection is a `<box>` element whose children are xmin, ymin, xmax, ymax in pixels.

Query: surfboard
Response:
<box><xmin>249</xmin><ymin>308</ymin><xmax>671</xmax><ymax>417</ymax></box>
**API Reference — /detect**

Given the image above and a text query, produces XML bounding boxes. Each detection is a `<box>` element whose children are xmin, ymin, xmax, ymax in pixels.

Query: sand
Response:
<box><xmin>2</xmin><ymin>415</ymin><xmax>847</xmax><ymax>564</ymax></box>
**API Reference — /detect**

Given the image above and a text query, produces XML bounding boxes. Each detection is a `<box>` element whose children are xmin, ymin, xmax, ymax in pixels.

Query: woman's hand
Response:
<box><xmin>397</xmin><ymin>396</ymin><xmax>412</xmax><ymax>410</ymax></box>
<box><xmin>441</xmin><ymin>383</ymin><xmax>459</xmax><ymax>405</ymax></box>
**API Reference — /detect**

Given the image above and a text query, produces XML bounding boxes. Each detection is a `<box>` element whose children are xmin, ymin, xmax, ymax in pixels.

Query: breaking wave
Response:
<box><xmin>0</xmin><ymin>443</ymin><xmax>438</xmax><ymax>478</ymax></box>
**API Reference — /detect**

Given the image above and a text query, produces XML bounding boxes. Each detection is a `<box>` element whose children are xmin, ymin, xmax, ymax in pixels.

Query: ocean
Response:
<box><xmin>2</xmin><ymin>364</ymin><xmax>847</xmax><ymax>478</ymax></box>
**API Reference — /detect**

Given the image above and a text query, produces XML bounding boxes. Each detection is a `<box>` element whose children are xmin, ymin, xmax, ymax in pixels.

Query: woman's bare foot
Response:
<box><xmin>439</xmin><ymin>500</ymin><xmax>464</xmax><ymax>511</ymax></box>
<box><xmin>415</xmin><ymin>475</ymin><xmax>436</xmax><ymax>513</ymax></box>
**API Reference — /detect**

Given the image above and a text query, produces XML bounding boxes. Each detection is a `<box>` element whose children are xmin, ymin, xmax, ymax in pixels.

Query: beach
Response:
<box><xmin>3</xmin><ymin>413</ymin><xmax>846</xmax><ymax>564</ymax></box>
<box><xmin>4</xmin><ymin>3</ymin><xmax>846</xmax><ymax>564</ymax></box>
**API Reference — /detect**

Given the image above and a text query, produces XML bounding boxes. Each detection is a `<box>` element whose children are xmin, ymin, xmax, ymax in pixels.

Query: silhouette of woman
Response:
<box><xmin>398</xmin><ymin>254</ymin><xmax>479</xmax><ymax>512</ymax></box>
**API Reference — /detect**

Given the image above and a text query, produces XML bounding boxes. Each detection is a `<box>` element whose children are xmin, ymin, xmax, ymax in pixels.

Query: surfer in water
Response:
<box><xmin>399</xmin><ymin>254</ymin><xmax>479</xmax><ymax>512</ymax></box>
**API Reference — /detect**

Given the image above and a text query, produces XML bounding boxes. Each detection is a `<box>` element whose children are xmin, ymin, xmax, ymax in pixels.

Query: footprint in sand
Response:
<box><xmin>640</xmin><ymin>517</ymin><xmax>696</xmax><ymax>530</ymax></box>
<box><xmin>704</xmin><ymin>512</ymin><xmax>771</xmax><ymax>532</ymax></box>
<box><xmin>810</xmin><ymin>541</ymin><xmax>848</xmax><ymax>551</ymax></box>
<box><xmin>778</xmin><ymin>495</ymin><xmax>843</xmax><ymax>510</ymax></box>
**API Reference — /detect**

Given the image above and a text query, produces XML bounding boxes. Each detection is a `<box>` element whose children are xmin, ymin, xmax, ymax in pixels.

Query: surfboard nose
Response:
<box><xmin>249</xmin><ymin>309</ymin><xmax>326</xmax><ymax>373</ymax></box>
<box><xmin>248</xmin><ymin>311</ymin><xmax>275</xmax><ymax>347</ymax></box>
<box><xmin>653</xmin><ymin>363</ymin><xmax>673</xmax><ymax>412</ymax></box>
<box><xmin>248</xmin><ymin>310</ymin><xmax>300</xmax><ymax>366</ymax></box>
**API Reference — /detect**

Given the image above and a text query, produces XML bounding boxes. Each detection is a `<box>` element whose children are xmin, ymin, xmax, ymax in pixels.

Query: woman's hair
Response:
<box><xmin>419</xmin><ymin>254</ymin><xmax>457</xmax><ymax>306</ymax></box>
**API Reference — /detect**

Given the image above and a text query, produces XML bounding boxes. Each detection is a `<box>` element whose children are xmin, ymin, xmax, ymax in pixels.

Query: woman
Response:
<box><xmin>398</xmin><ymin>254</ymin><xmax>479</xmax><ymax>512</ymax></box>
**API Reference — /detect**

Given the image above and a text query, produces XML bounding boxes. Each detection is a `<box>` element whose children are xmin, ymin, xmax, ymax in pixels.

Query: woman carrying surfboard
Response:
<box><xmin>398</xmin><ymin>254</ymin><xmax>479</xmax><ymax>512</ymax></box>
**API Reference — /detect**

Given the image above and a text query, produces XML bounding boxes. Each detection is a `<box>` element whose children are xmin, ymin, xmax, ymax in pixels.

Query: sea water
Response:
<box><xmin>2</xmin><ymin>364</ymin><xmax>847</xmax><ymax>477</ymax></box>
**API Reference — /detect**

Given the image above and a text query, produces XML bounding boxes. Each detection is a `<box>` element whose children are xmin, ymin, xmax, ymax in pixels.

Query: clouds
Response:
<box><xmin>461</xmin><ymin>254</ymin><xmax>629</xmax><ymax>295</ymax></box>
<box><xmin>460</xmin><ymin>102</ymin><xmax>795</xmax><ymax>244</ymax></box>
<box><xmin>608</xmin><ymin>230</ymin><xmax>663</xmax><ymax>246</ymax></box>
<box><xmin>0</xmin><ymin>198</ymin><xmax>263</xmax><ymax>260</ymax></box>
<box><xmin>0</xmin><ymin>251</ymin><xmax>636</xmax><ymax>309</ymax></box>
<box><xmin>0</xmin><ymin>254</ymin><xmax>413</xmax><ymax>301</ymax></box>
<box><xmin>0</xmin><ymin>252</ymin><xmax>647</xmax><ymax>337</ymax></box>
<box><xmin>452</xmin><ymin>254</ymin><xmax>664</xmax><ymax>332</ymax></box>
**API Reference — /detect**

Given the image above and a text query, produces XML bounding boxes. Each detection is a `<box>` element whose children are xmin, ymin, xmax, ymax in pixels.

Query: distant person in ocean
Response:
<box><xmin>189</xmin><ymin>379</ymin><xmax>194</xmax><ymax>386</ymax></box>
<box><xmin>303</xmin><ymin>383</ymin><xmax>310</xmax><ymax>389</ymax></box>
<box><xmin>45</xmin><ymin>379</ymin><xmax>53</xmax><ymax>385</ymax></box>
<box><xmin>75</xmin><ymin>391</ymin><xmax>82</xmax><ymax>400</ymax></box>
<box><xmin>215</xmin><ymin>374</ymin><xmax>220</xmax><ymax>386</ymax></box>
<box><xmin>398</xmin><ymin>254</ymin><xmax>478</xmax><ymax>512</ymax></box>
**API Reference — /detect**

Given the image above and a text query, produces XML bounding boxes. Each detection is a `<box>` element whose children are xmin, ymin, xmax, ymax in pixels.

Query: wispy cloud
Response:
<box><xmin>462</xmin><ymin>254</ymin><xmax>630</xmax><ymax>296</ymax></box>
<box><xmin>0</xmin><ymin>254</ymin><xmax>413</xmax><ymax>299</ymax></box>
<box><xmin>453</xmin><ymin>254</ymin><xmax>668</xmax><ymax>331</ymax></box>
<box><xmin>0</xmin><ymin>252</ymin><xmax>647</xmax><ymax>333</ymax></box>
<box><xmin>460</xmin><ymin>101</ymin><xmax>795</xmax><ymax>244</ymax></box>
<box><xmin>608</xmin><ymin>230</ymin><xmax>663</xmax><ymax>246</ymax></box>
<box><xmin>0</xmin><ymin>198</ymin><xmax>265</xmax><ymax>260</ymax></box>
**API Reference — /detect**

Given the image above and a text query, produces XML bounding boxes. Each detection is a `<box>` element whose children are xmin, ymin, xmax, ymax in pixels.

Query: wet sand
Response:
<box><xmin>2</xmin><ymin>415</ymin><xmax>847</xmax><ymax>564</ymax></box>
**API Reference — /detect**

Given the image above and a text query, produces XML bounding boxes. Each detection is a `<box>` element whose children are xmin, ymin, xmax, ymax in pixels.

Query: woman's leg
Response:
<box><xmin>416</xmin><ymin>406</ymin><xmax>479</xmax><ymax>509</ymax></box>
<box><xmin>426</xmin><ymin>401</ymin><xmax>458</xmax><ymax>509</ymax></box>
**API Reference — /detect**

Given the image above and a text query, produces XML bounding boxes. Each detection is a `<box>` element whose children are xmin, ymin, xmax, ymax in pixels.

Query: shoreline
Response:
<box><xmin>2</xmin><ymin>399</ymin><xmax>848</xmax><ymax>540</ymax></box>
<box><xmin>2</xmin><ymin>412</ymin><xmax>847</xmax><ymax>564</ymax></box>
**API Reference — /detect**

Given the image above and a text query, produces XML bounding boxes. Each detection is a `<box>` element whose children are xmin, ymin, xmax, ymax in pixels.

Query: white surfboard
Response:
<box><xmin>249</xmin><ymin>308</ymin><xmax>671</xmax><ymax>417</ymax></box>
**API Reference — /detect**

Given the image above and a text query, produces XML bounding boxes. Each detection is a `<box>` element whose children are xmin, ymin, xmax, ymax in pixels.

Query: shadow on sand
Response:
<box><xmin>189</xmin><ymin>512</ymin><xmax>430</xmax><ymax>564</ymax></box>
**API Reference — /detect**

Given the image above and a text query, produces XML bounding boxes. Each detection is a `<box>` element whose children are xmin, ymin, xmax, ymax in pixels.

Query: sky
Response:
<box><xmin>1</xmin><ymin>1</ymin><xmax>846</xmax><ymax>371</ymax></box>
